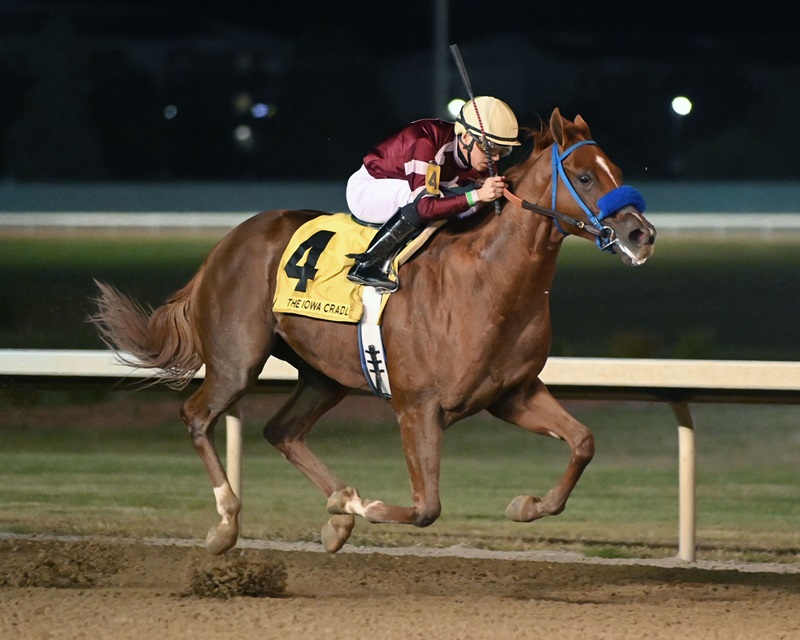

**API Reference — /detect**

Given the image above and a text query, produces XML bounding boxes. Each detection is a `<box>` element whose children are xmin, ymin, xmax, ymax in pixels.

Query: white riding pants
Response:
<box><xmin>346</xmin><ymin>165</ymin><xmax>416</xmax><ymax>224</ymax></box>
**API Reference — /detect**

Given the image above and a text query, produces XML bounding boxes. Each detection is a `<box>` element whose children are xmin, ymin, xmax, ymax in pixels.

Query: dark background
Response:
<box><xmin>2</xmin><ymin>1</ymin><xmax>798</xmax><ymax>184</ymax></box>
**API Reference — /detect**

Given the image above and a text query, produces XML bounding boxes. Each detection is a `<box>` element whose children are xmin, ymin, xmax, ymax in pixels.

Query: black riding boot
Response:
<box><xmin>347</xmin><ymin>204</ymin><xmax>425</xmax><ymax>292</ymax></box>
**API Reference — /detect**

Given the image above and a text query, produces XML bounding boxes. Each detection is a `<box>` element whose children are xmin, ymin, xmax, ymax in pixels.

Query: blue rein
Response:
<box><xmin>551</xmin><ymin>141</ymin><xmax>647</xmax><ymax>252</ymax></box>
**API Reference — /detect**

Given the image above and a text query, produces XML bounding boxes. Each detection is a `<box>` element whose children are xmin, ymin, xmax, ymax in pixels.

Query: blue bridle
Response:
<box><xmin>551</xmin><ymin>140</ymin><xmax>647</xmax><ymax>252</ymax></box>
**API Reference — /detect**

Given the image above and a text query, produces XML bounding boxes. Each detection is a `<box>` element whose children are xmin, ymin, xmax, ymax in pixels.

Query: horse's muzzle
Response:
<box><xmin>606</xmin><ymin>206</ymin><xmax>656</xmax><ymax>266</ymax></box>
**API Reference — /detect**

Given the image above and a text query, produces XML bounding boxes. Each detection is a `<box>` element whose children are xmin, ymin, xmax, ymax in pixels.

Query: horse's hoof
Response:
<box><xmin>505</xmin><ymin>495</ymin><xmax>543</xmax><ymax>522</ymax></box>
<box><xmin>204</xmin><ymin>523</ymin><xmax>239</xmax><ymax>555</ymax></box>
<box><xmin>327</xmin><ymin>487</ymin><xmax>358</xmax><ymax>515</ymax></box>
<box><xmin>321</xmin><ymin>514</ymin><xmax>356</xmax><ymax>553</ymax></box>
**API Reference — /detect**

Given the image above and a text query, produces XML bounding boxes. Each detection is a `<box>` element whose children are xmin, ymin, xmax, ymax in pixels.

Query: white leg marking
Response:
<box><xmin>343</xmin><ymin>490</ymin><xmax>384</xmax><ymax>518</ymax></box>
<box><xmin>213</xmin><ymin>485</ymin><xmax>234</xmax><ymax>525</ymax></box>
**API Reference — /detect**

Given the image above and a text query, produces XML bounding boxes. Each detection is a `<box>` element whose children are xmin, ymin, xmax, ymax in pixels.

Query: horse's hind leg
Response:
<box><xmin>327</xmin><ymin>404</ymin><xmax>444</xmax><ymax>529</ymax></box>
<box><xmin>488</xmin><ymin>378</ymin><xmax>595</xmax><ymax>522</ymax></box>
<box><xmin>182</xmin><ymin>362</ymin><xmax>265</xmax><ymax>555</ymax></box>
<box><xmin>263</xmin><ymin>366</ymin><xmax>354</xmax><ymax>552</ymax></box>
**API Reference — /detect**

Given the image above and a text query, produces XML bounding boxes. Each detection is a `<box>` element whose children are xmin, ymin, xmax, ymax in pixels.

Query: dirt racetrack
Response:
<box><xmin>1</xmin><ymin>536</ymin><xmax>798</xmax><ymax>639</ymax></box>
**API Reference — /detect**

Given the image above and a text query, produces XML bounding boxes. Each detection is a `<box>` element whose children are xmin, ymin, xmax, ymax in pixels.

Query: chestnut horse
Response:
<box><xmin>92</xmin><ymin>108</ymin><xmax>656</xmax><ymax>555</ymax></box>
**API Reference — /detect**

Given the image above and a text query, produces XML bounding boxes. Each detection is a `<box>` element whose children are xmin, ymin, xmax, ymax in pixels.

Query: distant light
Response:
<box><xmin>234</xmin><ymin>125</ymin><xmax>252</xmax><ymax>142</ymax></box>
<box><xmin>671</xmin><ymin>96</ymin><xmax>692</xmax><ymax>116</ymax></box>
<box><xmin>447</xmin><ymin>98</ymin><xmax>466</xmax><ymax>118</ymax></box>
<box><xmin>233</xmin><ymin>92</ymin><xmax>253</xmax><ymax>115</ymax></box>
<box><xmin>163</xmin><ymin>104</ymin><xmax>178</xmax><ymax>120</ymax></box>
<box><xmin>233</xmin><ymin>125</ymin><xmax>255</xmax><ymax>152</ymax></box>
<box><xmin>251</xmin><ymin>103</ymin><xmax>271</xmax><ymax>118</ymax></box>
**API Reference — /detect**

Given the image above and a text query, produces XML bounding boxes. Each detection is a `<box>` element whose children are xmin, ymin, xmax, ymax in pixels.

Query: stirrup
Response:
<box><xmin>348</xmin><ymin>277</ymin><xmax>398</xmax><ymax>293</ymax></box>
<box><xmin>347</xmin><ymin>262</ymin><xmax>399</xmax><ymax>292</ymax></box>
<box><xmin>346</xmin><ymin>274</ymin><xmax>398</xmax><ymax>293</ymax></box>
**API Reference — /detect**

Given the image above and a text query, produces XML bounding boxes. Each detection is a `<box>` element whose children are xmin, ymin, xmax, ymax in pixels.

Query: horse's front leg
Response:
<box><xmin>488</xmin><ymin>378</ymin><xmax>595</xmax><ymax>522</ymax></box>
<box><xmin>327</xmin><ymin>406</ymin><xmax>444</xmax><ymax>528</ymax></box>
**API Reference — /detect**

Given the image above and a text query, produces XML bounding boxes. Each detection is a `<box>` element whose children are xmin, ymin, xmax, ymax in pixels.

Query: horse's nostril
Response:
<box><xmin>628</xmin><ymin>228</ymin><xmax>646</xmax><ymax>246</ymax></box>
<box><xmin>628</xmin><ymin>227</ymin><xmax>656</xmax><ymax>247</ymax></box>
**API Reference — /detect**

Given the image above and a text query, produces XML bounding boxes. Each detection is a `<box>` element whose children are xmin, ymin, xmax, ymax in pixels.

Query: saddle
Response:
<box><xmin>273</xmin><ymin>213</ymin><xmax>438</xmax><ymax>324</ymax></box>
<box><xmin>273</xmin><ymin>213</ymin><xmax>441</xmax><ymax>400</ymax></box>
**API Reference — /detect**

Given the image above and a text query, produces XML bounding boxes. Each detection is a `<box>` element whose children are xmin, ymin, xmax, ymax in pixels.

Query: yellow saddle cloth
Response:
<box><xmin>273</xmin><ymin>213</ymin><xmax>380</xmax><ymax>323</ymax></box>
<box><xmin>273</xmin><ymin>213</ymin><xmax>441</xmax><ymax>323</ymax></box>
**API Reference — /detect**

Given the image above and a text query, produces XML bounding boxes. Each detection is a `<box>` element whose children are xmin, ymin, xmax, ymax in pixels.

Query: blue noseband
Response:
<box><xmin>551</xmin><ymin>142</ymin><xmax>647</xmax><ymax>251</ymax></box>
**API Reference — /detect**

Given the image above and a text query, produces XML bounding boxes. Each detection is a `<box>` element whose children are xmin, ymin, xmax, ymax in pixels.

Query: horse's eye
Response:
<box><xmin>578</xmin><ymin>174</ymin><xmax>592</xmax><ymax>185</ymax></box>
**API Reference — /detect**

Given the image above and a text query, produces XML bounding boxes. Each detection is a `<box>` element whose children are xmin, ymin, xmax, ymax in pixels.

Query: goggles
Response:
<box><xmin>476</xmin><ymin>138</ymin><xmax>513</xmax><ymax>159</ymax></box>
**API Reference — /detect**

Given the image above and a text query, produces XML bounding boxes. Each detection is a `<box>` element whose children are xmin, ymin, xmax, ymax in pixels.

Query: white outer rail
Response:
<box><xmin>0</xmin><ymin>349</ymin><xmax>297</xmax><ymax>380</ymax></box>
<box><xmin>4</xmin><ymin>211</ymin><xmax>800</xmax><ymax>233</ymax></box>
<box><xmin>3</xmin><ymin>349</ymin><xmax>800</xmax><ymax>562</ymax></box>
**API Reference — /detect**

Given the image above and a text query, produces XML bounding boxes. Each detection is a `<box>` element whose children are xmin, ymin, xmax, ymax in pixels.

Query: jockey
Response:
<box><xmin>346</xmin><ymin>96</ymin><xmax>521</xmax><ymax>291</ymax></box>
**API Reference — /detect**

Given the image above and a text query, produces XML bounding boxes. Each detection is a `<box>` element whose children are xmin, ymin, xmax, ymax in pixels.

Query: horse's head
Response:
<box><xmin>514</xmin><ymin>108</ymin><xmax>656</xmax><ymax>266</ymax></box>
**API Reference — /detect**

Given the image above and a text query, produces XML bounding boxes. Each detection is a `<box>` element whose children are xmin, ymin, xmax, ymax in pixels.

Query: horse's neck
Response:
<box><xmin>425</xmin><ymin>150</ymin><xmax>564</xmax><ymax>303</ymax></box>
<box><xmin>428</xmin><ymin>202</ymin><xmax>562</xmax><ymax>313</ymax></box>
<box><xmin>498</xmin><ymin>152</ymin><xmax>566</xmax><ymax>285</ymax></box>
<box><xmin>471</xmin><ymin>150</ymin><xmax>563</xmax><ymax>290</ymax></box>
<box><xmin>481</xmin><ymin>207</ymin><xmax>562</xmax><ymax>295</ymax></box>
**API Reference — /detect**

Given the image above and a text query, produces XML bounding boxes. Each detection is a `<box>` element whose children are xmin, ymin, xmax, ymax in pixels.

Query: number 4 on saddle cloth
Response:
<box><xmin>273</xmin><ymin>213</ymin><xmax>439</xmax><ymax>399</ymax></box>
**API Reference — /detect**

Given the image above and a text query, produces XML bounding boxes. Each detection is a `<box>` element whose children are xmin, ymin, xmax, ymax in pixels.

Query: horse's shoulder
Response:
<box><xmin>419</xmin><ymin>210</ymin><xmax>492</xmax><ymax>255</ymax></box>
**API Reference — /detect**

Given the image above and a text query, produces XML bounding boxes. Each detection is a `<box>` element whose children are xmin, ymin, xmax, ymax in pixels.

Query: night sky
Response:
<box><xmin>2</xmin><ymin>1</ymin><xmax>798</xmax><ymax>182</ymax></box>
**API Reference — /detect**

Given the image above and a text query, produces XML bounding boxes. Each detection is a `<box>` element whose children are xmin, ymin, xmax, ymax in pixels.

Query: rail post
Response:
<box><xmin>670</xmin><ymin>401</ymin><xmax>696</xmax><ymax>561</ymax></box>
<box><xmin>225</xmin><ymin>405</ymin><xmax>244</xmax><ymax>527</ymax></box>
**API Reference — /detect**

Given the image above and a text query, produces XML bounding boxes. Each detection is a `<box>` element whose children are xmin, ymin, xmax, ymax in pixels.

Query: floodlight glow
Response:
<box><xmin>671</xmin><ymin>96</ymin><xmax>692</xmax><ymax>116</ymax></box>
<box><xmin>233</xmin><ymin>125</ymin><xmax>255</xmax><ymax>152</ymax></box>
<box><xmin>447</xmin><ymin>98</ymin><xmax>466</xmax><ymax>118</ymax></box>
<box><xmin>163</xmin><ymin>104</ymin><xmax>177</xmax><ymax>120</ymax></box>
<box><xmin>234</xmin><ymin>125</ymin><xmax>252</xmax><ymax>142</ymax></box>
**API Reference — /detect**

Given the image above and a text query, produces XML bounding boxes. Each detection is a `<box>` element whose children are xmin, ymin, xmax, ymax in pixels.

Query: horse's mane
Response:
<box><xmin>504</xmin><ymin>120</ymin><xmax>554</xmax><ymax>187</ymax></box>
<box><xmin>530</xmin><ymin>120</ymin><xmax>556</xmax><ymax>153</ymax></box>
<box><xmin>447</xmin><ymin>119</ymin><xmax>556</xmax><ymax>231</ymax></box>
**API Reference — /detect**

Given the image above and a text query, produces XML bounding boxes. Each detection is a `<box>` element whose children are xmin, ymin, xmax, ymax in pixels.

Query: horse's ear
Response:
<box><xmin>574</xmin><ymin>114</ymin><xmax>592</xmax><ymax>138</ymax></box>
<box><xmin>550</xmin><ymin>107</ymin><xmax>565</xmax><ymax>146</ymax></box>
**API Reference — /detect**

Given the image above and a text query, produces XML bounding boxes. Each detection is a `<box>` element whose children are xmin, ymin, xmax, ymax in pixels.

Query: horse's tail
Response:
<box><xmin>90</xmin><ymin>274</ymin><xmax>203</xmax><ymax>389</ymax></box>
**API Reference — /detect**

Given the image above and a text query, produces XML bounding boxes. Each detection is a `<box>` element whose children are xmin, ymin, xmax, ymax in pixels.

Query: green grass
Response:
<box><xmin>0</xmin><ymin>394</ymin><xmax>797</xmax><ymax>562</ymax></box>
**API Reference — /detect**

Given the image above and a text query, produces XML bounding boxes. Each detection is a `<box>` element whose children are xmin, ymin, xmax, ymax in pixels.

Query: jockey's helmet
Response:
<box><xmin>454</xmin><ymin>97</ymin><xmax>521</xmax><ymax>148</ymax></box>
